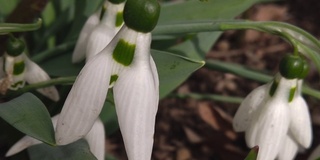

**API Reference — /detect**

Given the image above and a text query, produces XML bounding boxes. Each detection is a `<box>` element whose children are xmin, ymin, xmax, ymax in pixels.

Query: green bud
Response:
<box><xmin>279</xmin><ymin>55</ymin><xmax>304</xmax><ymax>79</ymax></box>
<box><xmin>297</xmin><ymin>59</ymin><xmax>309</xmax><ymax>79</ymax></box>
<box><xmin>6</xmin><ymin>37</ymin><xmax>25</xmax><ymax>57</ymax></box>
<box><xmin>124</xmin><ymin>0</ymin><xmax>160</xmax><ymax>33</ymax></box>
<box><xmin>108</xmin><ymin>0</ymin><xmax>126</xmax><ymax>4</ymax></box>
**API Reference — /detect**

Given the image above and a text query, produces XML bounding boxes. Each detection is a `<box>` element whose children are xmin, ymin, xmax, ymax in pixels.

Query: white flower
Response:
<box><xmin>72</xmin><ymin>1</ymin><xmax>125</xmax><ymax>63</ymax></box>
<box><xmin>233</xmin><ymin>74</ymin><xmax>312</xmax><ymax>160</ymax></box>
<box><xmin>277</xmin><ymin>135</ymin><xmax>298</xmax><ymax>160</ymax></box>
<box><xmin>0</xmin><ymin>53</ymin><xmax>59</xmax><ymax>101</ymax></box>
<box><xmin>56</xmin><ymin>24</ymin><xmax>159</xmax><ymax>160</ymax></box>
<box><xmin>5</xmin><ymin>115</ymin><xmax>105</xmax><ymax>160</ymax></box>
<box><xmin>309</xmin><ymin>145</ymin><xmax>320</xmax><ymax>160</ymax></box>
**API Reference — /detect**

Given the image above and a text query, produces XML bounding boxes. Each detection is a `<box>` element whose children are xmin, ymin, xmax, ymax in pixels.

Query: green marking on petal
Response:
<box><xmin>115</xmin><ymin>12</ymin><xmax>123</xmax><ymax>27</ymax></box>
<box><xmin>289</xmin><ymin>87</ymin><xmax>296</xmax><ymax>102</ymax></box>
<box><xmin>109</xmin><ymin>74</ymin><xmax>119</xmax><ymax>85</ymax></box>
<box><xmin>112</xmin><ymin>39</ymin><xmax>135</xmax><ymax>66</ymax></box>
<box><xmin>10</xmin><ymin>81</ymin><xmax>25</xmax><ymax>90</ymax></box>
<box><xmin>13</xmin><ymin>61</ymin><xmax>25</xmax><ymax>75</ymax></box>
<box><xmin>269</xmin><ymin>80</ymin><xmax>278</xmax><ymax>97</ymax></box>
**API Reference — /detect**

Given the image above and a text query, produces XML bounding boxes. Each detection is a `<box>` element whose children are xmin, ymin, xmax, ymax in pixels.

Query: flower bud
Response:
<box><xmin>279</xmin><ymin>55</ymin><xmax>304</xmax><ymax>79</ymax></box>
<box><xmin>124</xmin><ymin>0</ymin><xmax>160</xmax><ymax>33</ymax></box>
<box><xmin>6</xmin><ymin>37</ymin><xmax>25</xmax><ymax>57</ymax></box>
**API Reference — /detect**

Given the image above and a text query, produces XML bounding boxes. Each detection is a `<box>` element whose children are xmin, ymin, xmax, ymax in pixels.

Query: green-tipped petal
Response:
<box><xmin>86</xmin><ymin>2</ymin><xmax>125</xmax><ymax>62</ymax></box>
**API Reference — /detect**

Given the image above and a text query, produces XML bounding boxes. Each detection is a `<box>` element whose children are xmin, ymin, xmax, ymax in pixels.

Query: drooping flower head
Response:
<box><xmin>0</xmin><ymin>36</ymin><xmax>59</xmax><ymax>101</ymax></box>
<box><xmin>233</xmin><ymin>54</ymin><xmax>312</xmax><ymax>160</ymax></box>
<box><xmin>72</xmin><ymin>0</ymin><xmax>126</xmax><ymax>63</ymax></box>
<box><xmin>56</xmin><ymin>0</ymin><xmax>160</xmax><ymax>159</ymax></box>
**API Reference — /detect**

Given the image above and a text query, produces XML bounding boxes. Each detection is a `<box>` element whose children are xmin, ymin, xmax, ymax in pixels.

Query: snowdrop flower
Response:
<box><xmin>56</xmin><ymin>0</ymin><xmax>160</xmax><ymax>159</ymax></box>
<box><xmin>5</xmin><ymin>115</ymin><xmax>105</xmax><ymax>160</ymax></box>
<box><xmin>0</xmin><ymin>36</ymin><xmax>59</xmax><ymax>101</ymax></box>
<box><xmin>233</xmin><ymin>54</ymin><xmax>312</xmax><ymax>160</ymax></box>
<box><xmin>72</xmin><ymin>0</ymin><xmax>125</xmax><ymax>63</ymax></box>
<box><xmin>309</xmin><ymin>145</ymin><xmax>320</xmax><ymax>160</ymax></box>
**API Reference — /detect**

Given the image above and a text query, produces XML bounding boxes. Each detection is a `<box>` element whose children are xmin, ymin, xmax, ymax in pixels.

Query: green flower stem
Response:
<box><xmin>0</xmin><ymin>19</ymin><xmax>42</xmax><ymax>35</ymax></box>
<box><xmin>205</xmin><ymin>59</ymin><xmax>320</xmax><ymax>99</ymax></box>
<box><xmin>32</xmin><ymin>41</ymin><xmax>76</xmax><ymax>63</ymax></box>
<box><xmin>5</xmin><ymin>77</ymin><xmax>76</xmax><ymax>98</ymax></box>
<box><xmin>153</xmin><ymin>20</ymin><xmax>320</xmax><ymax>72</ymax></box>
<box><xmin>168</xmin><ymin>93</ymin><xmax>243</xmax><ymax>104</ymax></box>
<box><xmin>153</xmin><ymin>20</ymin><xmax>223</xmax><ymax>35</ymax></box>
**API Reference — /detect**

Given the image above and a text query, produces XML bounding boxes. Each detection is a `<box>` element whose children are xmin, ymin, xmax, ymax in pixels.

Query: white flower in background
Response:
<box><xmin>309</xmin><ymin>145</ymin><xmax>320</xmax><ymax>160</ymax></box>
<box><xmin>56</xmin><ymin>0</ymin><xmax>160</xmax><ymax>159</ymax></box>
<box><xmin>5</xmin><ymin>115</ymin><xmax>105</xmax><ymax>160</ymax></box>
<box><xmin>0</xmin><ymin>38</ymin><xmax>59</xmax><ymax>101</ymax></box>
<box><xmin>72</xmin><ymin>0</ymin><xmax>125</xmax><ymax>63</ymax></box>
<box><xmin>233</xmin><ymin>74</ymin><xmax>312</xmax><ymax>160</ymax></box>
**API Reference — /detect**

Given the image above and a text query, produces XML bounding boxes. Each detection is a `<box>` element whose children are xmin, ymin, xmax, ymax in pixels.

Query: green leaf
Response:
<box><xmin>39</xmin><ymin>53</ymin><xmax>83</xmax><ymax>77</ymax></box>
<box><xmin>41</xmin><ymin>1</ymin><xmax>56</xmax><ymax>27</ymax></box>
<box><xmin>159</xmin><ymin>0</ymin><xmax>260</xmax><ymax>24</ymax></box>
<box><xmin>0</xmin><ymin>0</ymin><xmax>19</xmax><ymax>19</ymax></box>
<box><xmin>100</xmin><ymin>91</ymin><xmax>119</xmax><ymax>135</ymax></box>
<box><xmin>0</xmin><ymin>93</ymin><xmax>55</xmax><ymax>145</ymax></box>
<box><xmin>151</xmin><ymin>49</ymin><xmax>205</xmax><ymax>98</ymax></box>
<box><xmin>28</xmin><ymin>139</ymin><xmax>97</xmax><ymax>160</ymax></box>
<box><xmin>244</xmin><ymin>146</ymin><xmax>259</xmax><ymax>160</ymax></box>
<box><xmin>158</xmin><ymin>0</ymin><xmax>264</xmax><ymax>60</ymax></box>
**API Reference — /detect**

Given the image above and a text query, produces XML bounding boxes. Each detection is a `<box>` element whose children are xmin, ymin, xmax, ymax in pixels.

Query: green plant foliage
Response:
<box><xmin>28</xmin><ymin>139</ymin><xmax>97</xmax><ymax>160</ymax></box>
<box><xmin>151</xmin><ymin>49</ymin><xmax>205</xmax><ymax>98</ymax></box>
<box><xmin>244</xmin><ymin>146</ymin><xmax>259</xmax><ymax>160</ymax></box>
<box><xmin>39</xmin><ymin>54</ymin><xmax>83</xmax><ymax>76</ymax></box>
<box><xmin>0</xmin><ymin>93</ymin><xmax>55</xmax><ymax>145</ymax></box>
<box><xmin>0</xmin><ymin>19</ymin><xmax>42</xmax><ymax>34</ymax></box>
<box><xmin>99</xmin><ymin>91</ymin><xmax>119</xmax><ymax>136</ymax></box>
<box><xmin>156</xmin><ymin>0</ymin><xmax>266</xmax><ymax>60</ymax></box>
<box><xmin>0</xmin><ymin>0</ymin><xmax>19</xmax><ymax>19</ymax></box>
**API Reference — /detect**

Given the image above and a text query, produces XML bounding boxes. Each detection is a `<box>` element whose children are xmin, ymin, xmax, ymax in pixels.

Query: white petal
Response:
<box><xmin>84</xmin><ymin>118</ymin><xmax>105</xmax><ymax>160</ymax></box>
<box><xmin>277</xmin><ymin>136</ymin><xmax>298</xmax><ymax>160</ymax></box>
<box><xmin>5</xmin><ymin>136</ymin><xmax>41</xmax><ymax>157</ymax></box>
<box><xmin>55</xmin><ymin>52</ymin><xmax>113</xmax><ymax>145</ymax></box>
<box><xmin>308</xmin><ymin>145</ymin><xmax>320</xmax><ymax>160</ymax></box>
<box><xmin>245</xmin><ymin>99</ymin><xmax>290</xmax><ymax>160</ymax></box>
<box><xmin>101</xmin><ymin>2</ymin><xmax>124</xmax><ymax>30</ymax></box>
<box><xmin>24</xmin><ymin>57</ymin><xmax>59</xmax><ymax>101</ymax></box>
<box><xmin>289</xmin><ymin>96</ymin><xmax>312</xmax><ymax>148</ymax></box>
<box><xmin>86</xmin><ymin>24</ymin><xmax>117</xmax><ymax>61</ymax></box>
<box><xmin>233</xmin><ymin>83</ymin><xmax>269</xmax><ymax>132</ymax></box>
<box><xmin>72</xmin><ymin>13</ymin><xmax>100</xmax><ymax>63</ymax></box>
<box><xmin>150</xmin><ymin>56</ymin><xmax>159</xmax><ymax>103</ymax></box>
<box><xmin>113</xmin><ymin>33</ymin><xmax>159</xmax><ymax>160</ymax></box>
